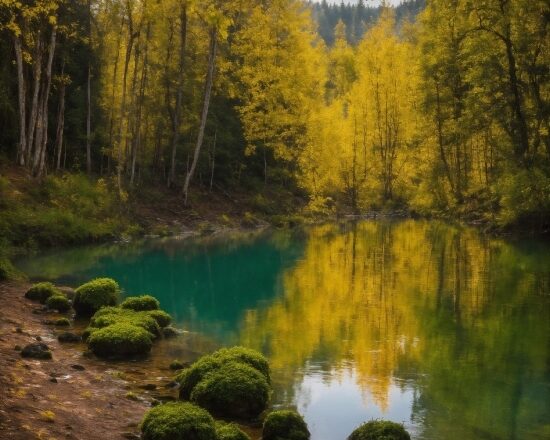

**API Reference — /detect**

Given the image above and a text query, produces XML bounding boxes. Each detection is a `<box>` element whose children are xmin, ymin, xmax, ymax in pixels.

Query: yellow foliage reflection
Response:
<box><xmin>239</xmin><ymin>220</ymin><xmax>511</xmax><ymax>410</ymax></box>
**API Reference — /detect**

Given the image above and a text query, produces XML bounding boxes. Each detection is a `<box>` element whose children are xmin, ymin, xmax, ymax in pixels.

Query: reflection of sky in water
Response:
<box><xmin>295</xmin><ymin>369</ymin><xmax>417</xmax><ymax>440</ymax></box>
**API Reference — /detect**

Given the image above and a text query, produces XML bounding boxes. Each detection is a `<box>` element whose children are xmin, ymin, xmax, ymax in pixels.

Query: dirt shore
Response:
<box><xmin>0</xmin><ymin>281</ymin><xmax>154</xmax><ymax>440</ymax></box>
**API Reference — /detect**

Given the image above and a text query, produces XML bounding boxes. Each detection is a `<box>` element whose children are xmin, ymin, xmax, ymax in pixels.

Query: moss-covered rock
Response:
<box><xmin>177</xmin><ymin>347</ymin><xmax>270</xmax><ymax>400</ymax></box>
<box><xmin>25</xmin><ymin>282</ymin><xmax>61</xmax><ymax>304</ymax></box>
<box><xmin>88</xmin><ymin>323</ymin><xmax>153</xmax><ymax>358</ymax></box>
<box><xmin>147</xmin><ymin>309</ymin><xmax>172</xmax><ymax>328</ymax></box>
<box><xmin>215</xmin><ymin>422</ymin><xmax>251</xmax><ymax>440</ymax></box>
<box><xmin>88</xmin><ymin>307</ymin><xmax>161</xmax><ymax>337</ymax></box>
<box><xmin>73</xmin><ymin>278</ymin><xmax>119</xmax><ymax>316</ymax></box>
<box><xmin>46</xmin><ymin>294</ymin><xmax>71</xmax><ymax>312</ymax></box>
<box><xmin>120</xmin><ymin>295</ymin><xmax>160</xmax><ymax>311</ymax></box>
<box><xmin>347</xmin><ymin>421</ymin><xmax>410</xmax><ymax>440</ymax></box>
<box><xmin>170</xmin><ymin>360</ymin><xmax>186</xmax><ymax>371</ymax></box>
<box><xmin>141</xmin><ymin>402</ymin><xmax>217</xmax><ymax>440</ymax></box>
<box><xmin>54</xmin><ymin>317</ymin><xmax>71</xmax><ymax>326</ymax></box>
<box><xmin>190</xmin><ymin>362</ymin><xmax>270</xmax><ymax>419</ymax></box>
<box><xmin>262</xmin><ymin>410</ymin><xmax>310</xmax><ymax>440</ymax></box>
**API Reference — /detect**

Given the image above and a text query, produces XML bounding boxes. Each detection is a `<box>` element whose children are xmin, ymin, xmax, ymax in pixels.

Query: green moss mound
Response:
<box><xmin>73</xmin><ymin>278</ymin><xmax>119</xmax><ymax>316</ymax></box>
<box><xmin>88</xmin><ymin>307</ymin><xmax>161</xmax><ymax>337</ymax></box>
<box><xmin>177</xmin><ymin>346</ymin><xmax>270</xmax><ymax>400</ymax></box>
<box><xmin>46</xmin><ymin>294</ymin><xmax>71</xmax><ymax>312</ymax></box>
<box><xmin>120</xmin><ymin>295</ymin><xmax>160</xmax><ymax>311</ymax></box>
<box><xmin>215</xmin><ymin>422</ymin><xmax>251</xmax><ymax>440</ymax></box>
<box><xmin>88</xmin><ymin>323</ymin><xmax>153</xmax><ymax>358</ymax></box>
<box><xmin>262</xmin><ymin>410</ymin><xmax>310</xmax><ymax>440</ymax></box>
<box><xmin>190</xmin><ymin>362</ymin><xmax>270</xmax><ymax>420</ymax></box>
<box><xmin>25</xmin><ymin>282</ymin><xmax>61</xmax><ymax>303</ymax></box>
<box><xmin>347</xmin><ymin>421</ymin><xmax>411</xmax><ymax>440</ymax></box>
<box><xmin>54</xmin><ymin>317</ymin><xmax>71</xmax><ymax>327</ymax></box>
<box><xmin>141</xmin><ymin>402</ymin><xmax>217</xmax><ymax>440</ymax></box>
<box><xmin>147</xmin><ymin>310</ymin><xmax>172</xmax><ymax>328</ymax></box>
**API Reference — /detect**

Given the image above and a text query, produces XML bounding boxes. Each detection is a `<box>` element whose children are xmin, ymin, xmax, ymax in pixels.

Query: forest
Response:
<box><xmin>0</xmin><ymin>0</ymin><xmax>548</xmax><ymax>256</ymax></box>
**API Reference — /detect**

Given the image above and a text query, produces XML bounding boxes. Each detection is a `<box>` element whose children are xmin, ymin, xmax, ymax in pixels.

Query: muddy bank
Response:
<box><xmin>0</xmin><ymin>282</ymin><xmax>223</xmax><ymax>439</ymax></box>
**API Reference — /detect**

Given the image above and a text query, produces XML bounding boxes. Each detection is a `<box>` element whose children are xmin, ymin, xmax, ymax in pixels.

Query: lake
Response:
<box><xmin>17</xmin><ymin>220</ymin><xmax>550</xmax><ymax>440</ymax></box>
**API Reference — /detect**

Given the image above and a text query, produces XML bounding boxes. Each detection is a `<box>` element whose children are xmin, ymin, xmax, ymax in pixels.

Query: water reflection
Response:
<box><xmin>17</xmin><ymin>221</ymin><xmax>550</xmax><ymax>439</ymax></box>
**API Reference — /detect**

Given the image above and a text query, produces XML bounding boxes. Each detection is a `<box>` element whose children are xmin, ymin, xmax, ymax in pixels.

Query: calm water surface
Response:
<box><xmin>18</xmin><ymin>220</ymin><xmax>550</xmax><ymax>440</ymax></box>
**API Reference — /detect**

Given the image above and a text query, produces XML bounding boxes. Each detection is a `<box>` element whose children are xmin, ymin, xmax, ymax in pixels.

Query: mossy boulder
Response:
<box><xmin>141</xmin><ymin>402</ymin><xmax>217</xmax><ymax>440</ymax></box>
<box><xmin>88</xmin><ymin>323</ymin><xmax>153</xmax><ymax>358</ymax></box>
<box><xmin>87</xmin><ymin>307</ymin><xmax>161</xmax><ymax>337</ymax></box>
<box><xmin>73</xmin><ymin>278</ymin><xmax>119</xmax><ymax>316</ymax></box>
<box><xmin>215</xmin><ymin>422</ymin><xmax>251</xmax><ymax>440</ymax></box>
<box><xmin>54</xmin><ymin>317</ymin><xmax>71</xmax><ymax>326</ymax></box>
<box><xmin>46</xmin><ymin>294</ymin><xmax>71</xmax><ymax>312</ymax></box>
<box><xmin>120</xmin><ymin>295</ymin><xmax>160</xmax><ymax>311</ymax></box>
<box><xmin>177</xmin><ymin>347</ymin><xmax>270</xmax><ymax>400</ymax></box>
<box><xmin>347</xmin><ymin>421</ymin><xmax>410</xmax><ymax>440</ymax></box>
<box><xmin>190</xmin><ymin>362</ymin><xmax>270</xmax><ymax>420</ymax></box>
<box><xmin>262</xmin><ymin>410</ymin><xmax>310</xmax><ymax>440</ymax></box>
<box><xmin>25</xmin><ymin>282</ymin><xmax>61</xmax><ymax>304</ymax></box>
<box><xmin>147</xmin><ymin>310</ymin><xmax>172</xmax><ymax>328</ymax></box>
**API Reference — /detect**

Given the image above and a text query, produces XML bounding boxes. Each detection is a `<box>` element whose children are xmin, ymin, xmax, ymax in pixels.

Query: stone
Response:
<box><xmin>21</xmin><ymin>342</ymin><xmax>52</xmax><ymax>360</ymax></box>
<box><xmin>58</xmin><ymin>332</ymin><xmax>81</xmax><ymax>343</ymax></box>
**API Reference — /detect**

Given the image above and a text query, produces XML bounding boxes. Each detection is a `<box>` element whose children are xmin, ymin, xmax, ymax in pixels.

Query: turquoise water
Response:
<box><xmin>18</xmin><ymin>221</ymin><xmax>550</xmax><ymax>439</ymax></box>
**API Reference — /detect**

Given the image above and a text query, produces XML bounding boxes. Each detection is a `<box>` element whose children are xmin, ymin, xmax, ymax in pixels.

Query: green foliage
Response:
<box><xmin>0</xmin><ymin>174</ymin><xmax>129</xmax><ymax>250</ymax></box>
<box><xmin>25</xmin><ymin>282</ymin><xmax>61</xmax><ymax>303</ymax></box>
<box><xmin>347</xmin><ymin>421</ymin><xmax>410</xmax><ymax>440</ymax></box>
<box><xmin>190</xmin><ymin>362</ymin><xmax>270</xmax><ymax>419</ymax></box>
<box><xmin>73</xmin><ymin>278</ymin><xmax>120</xmax><ymax>316</ymax></box>
<box><xmin>215</xmin><ymin>422</ymin><xmax>251</xmax><ymax>440</ymax></box>
<box><xmin>46</xmin><ymin>294</ymin><xmax>71</xmax><ymax>312</ymax></box>
<box><xmin>497</xmin><ymin>168</ymin><xmax>550</xmax><ymax>227</ymax></box>
<box><xmin>147</xmin><ymin>310</ymin><xmax>172</xmax><ymax>328</ymax></box>
<box><xmin>177</xmin><ymin>346</ymin><xmax>270</xmax><ymax>400</ymax></box>
<box><xmin>141</xmin><ymin>402</ymin><xmax>217</xmax><ymax>440</ymax></box>
<box><xmin>262</xmin><ymin>410</ymin><xmax>310</xmax><ymax>440</ymax></box>
<box><xmin>88</xmin><ymin>323</ymin><xmax>153</xmax><ymax>358</ymax></box>
<box><xmin>120</xmin><ymin>295</ymin><xmax>160</xmax><ymax>311</ymax></box>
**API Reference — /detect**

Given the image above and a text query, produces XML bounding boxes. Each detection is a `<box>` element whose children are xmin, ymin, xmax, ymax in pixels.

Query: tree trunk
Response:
<box><xmin>55</xmin><ymin>62</ymin><xmax>66</xmax><ymax>171</ymax></box>
<box><xmin>13</xmin><ymin>35</ymin><xmax>27</xmax><ymax>166</ymax></box>
<box><xmin>35</xmin><ymin>27</ymin><xmax>57</xmax><ymax>178</ymax></box>
<box><xmin>168</xmin><ymin>3</ymin><xmax>187</xmax><ymax>188</ymax></box>
<box><xmin>27</xmin><ymin>38</ymin><xmax>43</xmax><ymax>166</ymax></box>
<box><xmin>86</xmin><ymin>64</ymin><xmax>92</xmax><ymax>174</ymax></box>
<box><xmin>86</xmin><ymin>0</ymin><xmax>93</xmax><ymax>174</ymax></box>
<box><xmin>183</xmin><ymin>27</ymin><xmax>217</xmax><ymax>205</ymax></box>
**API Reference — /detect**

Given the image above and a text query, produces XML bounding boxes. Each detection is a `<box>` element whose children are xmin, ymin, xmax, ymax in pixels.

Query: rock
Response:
<box><xmin>58</xmin><ymin>332</ymin><xmax>81</xmax><ymax>343</ymax></box>
<box><xmin>58</xmin><ymin>286</ymin><xmax>76</xmax><ymax>300</ymax></box>
<box><xmin>71</xmin><ymin>364</ymin><xmax>86</xmax><ymax>371</ymax></box>
<box><xmin>21</xmin><ymin>342</ymin><xmax>52</xmax><ymax>360</ymax></box>
<box><xmin>35</xmin><ymin>336</ymin><xmax>42</xmax><ymax>341</ymax></box>
<box><xmin>162</xmin><ymin>326</ymin><xmax>181</xmax><ymax>338</ymax></box>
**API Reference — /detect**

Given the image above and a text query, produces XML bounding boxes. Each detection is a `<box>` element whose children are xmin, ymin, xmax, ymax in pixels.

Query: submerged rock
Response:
<box><xmin>21</xmin><ymin>342</ymin><xmax>52</xmax><ymax>359</ymax></box>
<box><xmin>58</xmin><ymin>332</ymin><xmax>81</xmax><ymax>343</ymax></box>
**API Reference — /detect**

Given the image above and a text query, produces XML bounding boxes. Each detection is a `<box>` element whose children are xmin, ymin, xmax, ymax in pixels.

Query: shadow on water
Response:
<box><xmin>17</xmin><ymin>220</ymin><xmax>550</xmax><ymax>440</ymax></box>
